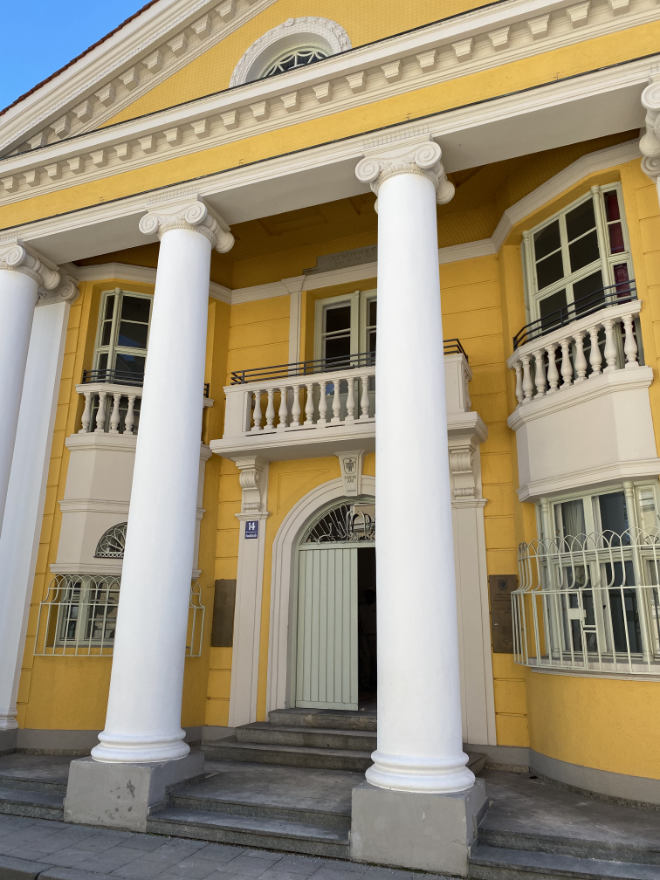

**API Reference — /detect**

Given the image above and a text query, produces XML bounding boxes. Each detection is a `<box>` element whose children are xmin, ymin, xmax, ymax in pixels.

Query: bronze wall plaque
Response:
<box><xmin>488</xmin><ymin>574</ymin><xmax>518</xmax><ymax>654</ymax></box>
<box><xmin>211</xmin><ymin>579</ymin><xmax>236</xmax><ymax>648</ymax></box>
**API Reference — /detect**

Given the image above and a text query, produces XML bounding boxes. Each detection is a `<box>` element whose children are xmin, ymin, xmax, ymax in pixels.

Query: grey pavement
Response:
<box><xmin>0</xmin><ymin>813</ymin><xmax>451</xmax><ymax>880</ymax></box>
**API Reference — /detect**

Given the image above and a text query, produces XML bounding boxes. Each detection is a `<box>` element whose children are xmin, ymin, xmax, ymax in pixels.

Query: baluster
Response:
<box><xmin>109</xmin><ymin>392</ymin><xmax>122</xmax><ymax>434</ymax></box>
<box><xmin>318</xmin><ymin>381</ymin><xmax>328</xmax><ymax>426</ymax></box>
<box><xmin>514</xmin><ymin>361</ymin><xmax>523</xmax><ymax>404</ymax></box>
<box><xmin>521</xmin><ymin>356</ymin><xmax>534</xmax><ymax>402</ymax></box>
<box><xmin>125</xmin><ymin>395</ymin><xmax>136</xmax><ymax>435</ymax></box>
<box><xmin>560</xmin><ymin>338</ymin><xmax>573</xmax><ymax>388</ymax></box>
<box><xmin>534</xmin><ymin>350</ymin><xmax>546</xmax><ymax>397</ymax></box>
<box><xmin>94</xmin><ymin>391</ymin><xmax>108</xmax><ymax>433</ymax></box>
<box><xmin>277</xmin><ymin>386</ymin><xmax>289</xmax><ymax>430</ymax></box>
<box><xmin>622</xmin><ymin>314</ymin><xmax>639</xmax><ymax>368</ymax></box>
<box><xmin>345</xmin><ymin>377</ymin><xmax>356</xmax><ymax>423</ymax></box>
<box><xmin>588</xmin><ymin>326</ymin><xmax>602</xmax><ymax>377</ymax></box>
<box><xmin>265</xmin><ymin>388</ymin><xmax>275</xmax><ymax>431</ymax></box>
<box><xmin>331</xmin><ymin>379</ymin><xmax>342</xmax><ymax>424</ymax></box>
<box><xmin>304</xmin><ymin>383</ymin><xmax>315</xmax><ymax>426</ymax></box>
<box><xmin>546</xmin><ymin>343</ymin><xmax>559</xmax><ymax>393</ymax></box>
<box><xmin>251</xmin><ymin>389</ymin><xmax>263</xmax><ymax>432</ymax></box>
<box><xmin>79</xmin><ymin>391</ymin><xmax>92</xmax><ymax>433</ymax></box>
<box><xmin>291</xmin><ymin>384</ymin><xmax>302</xmax><ymax>427</ymax></box>
<box><xmin>603</xmin><ymin>319</ymin><xmax>617</xmax><ymax>372</ymax></box>
<box><xmin>574</xmin><ymin>331</ymin><xmax>587</xmax><ymax>383</ymax></box>
<box><xmin>360</xmin><ymin>375</ymin><xmax>370</xmax><ymax>419</ymax></box>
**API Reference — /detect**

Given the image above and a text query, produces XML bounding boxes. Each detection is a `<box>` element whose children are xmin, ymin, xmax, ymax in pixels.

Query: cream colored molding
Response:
<box><xmin>50</xmin><ymin>561</ymin><xmax>123</xmax><ymax>575</ymax></box>
<box><xmin>640</xmin><ymin>73</ymin><xmax>660</xmax><ymax>184</ymax></box>
<box><xmin>356</xmin><ymin>135</ymin><xmax>455</xmax><ymax>203</ymax></box>
<box><xmin>520</xmin><ymin>459</ymin><xmax>660</xmax><ymax>499</ymax></box>
<box><xmin>1</xmin><ymin>0</ymin><xmax>276</xmax><ymax>158</ymax></box>
<box><xmin>139</xmin><ymin>196</ymin><xmax>234</xmax><ymax>252</ymax></box>
<box><xmin>0</xmin><ymin>240</ymin><xmax>78</xmax><ymax>302</ymax></box>
<box><xmin>230</xmin><ymin>17</ymin><xmax>352</xmax><ymax>86</ymax></box>
<box><xmin>1</xmin><ymin>0</ymin><xmax>657</xmax><ymax>202</ymax></box>
<box><xmin>58</xmin><ymin>498</ymin><xmax>130</xmax><ymax>514</ymax></box>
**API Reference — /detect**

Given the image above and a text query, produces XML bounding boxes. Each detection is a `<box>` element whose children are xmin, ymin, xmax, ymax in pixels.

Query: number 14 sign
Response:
<box><xmin>244</xmin><ymin>520</ymin><xmax>259</xmax><ymax>539</ymax></box>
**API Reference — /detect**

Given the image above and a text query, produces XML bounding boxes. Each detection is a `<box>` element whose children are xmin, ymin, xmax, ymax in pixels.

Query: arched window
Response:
<box><xmin>302</xmin><ymin>500</ymin><xmax>375</xmax><ymax>544</ymax></box>
<box><xmin>94</xmin><ymin>522</ymin><xmax>127</xmax><ymax>559</ymax></box>
<box><xmin>230</xmin><ymin>18</ymin><xmax>351</xmax><ymax>87</ymax></box>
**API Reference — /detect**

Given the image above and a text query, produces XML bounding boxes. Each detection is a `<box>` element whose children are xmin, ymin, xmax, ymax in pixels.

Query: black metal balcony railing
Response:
<box><xmin>513</xmin><ymin>281</ymin><xmax>637</xmax><ymax>350</ymax></box>
<box><xmin>230</xmin><ymin>338</ymin><xmax>467</xmax><ymax>385</ymax></box>
<box><xmin>81</xmin><ymin>369</ymin><xmax>210</xmax><ymax>398</ymax></box>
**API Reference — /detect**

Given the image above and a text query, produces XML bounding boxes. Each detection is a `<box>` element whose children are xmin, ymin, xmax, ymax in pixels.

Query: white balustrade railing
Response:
<box><xmin>508</xmin><ymin>299</ymin><xmax>642</xmax><ymax>407</ymax></box>
<box><xmin>76</xmin><ymin>383</ymin><xmax>142</xmax><ymax>435</ymax></box>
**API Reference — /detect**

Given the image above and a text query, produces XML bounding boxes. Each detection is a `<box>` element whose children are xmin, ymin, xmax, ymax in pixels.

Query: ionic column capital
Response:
<box><xmin>355</xmin><ymin>135</ymin><xmax>455</xmax><ymax>204</ymax></box>
<box><xmin>640</xmin><ymin>74</ymin><xmax>660</xmax><ymax>182</ymax></box>
<box><xmin>0</xmin><ymin>240</ymin><xmax>60</xmax><ymax>293</ymax></box>
<box><xmin>139</xmin><ymin>197</ymin><xmax>235</xmax><ymax>253</ymax></box>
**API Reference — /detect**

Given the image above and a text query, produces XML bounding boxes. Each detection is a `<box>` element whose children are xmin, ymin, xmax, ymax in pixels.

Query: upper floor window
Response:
<box><xmin>93</xmin><ymin>289</ymin><xmax>151</xmax><ymax>385</ymax></box>
<box><xmin>523</xmin><ymin>184</ymin><xmax>633</xmax><ymax>336</ymax></box>
<box><xmin>262</xmin><ymin>47</ymin><xmax>329</xmax><ymax>78</ymax></box>
<box><xmin>315</xmin><ymin>290</ymin><xmax>376</xmax><ymax>368</ymax></box>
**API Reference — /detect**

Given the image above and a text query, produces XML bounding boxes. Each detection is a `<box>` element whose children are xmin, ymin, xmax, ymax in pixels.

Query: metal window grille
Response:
<box><xmin>303</xmin><ymin>501</ymin><xmax>375</xmax><ymax>544</ymax></box>
<box><xmin>35</xmin><ymin>575</ymin><xmax>205</xmax><ymax>658</ymax></box>
<box><xmin>94</xmin><ymin>522</ymin><xmax>127</xmax><ymax>558</ymax></box>
<box><xmin>263</xmin><ymin>47</ymin><xmax>328</xmax><ymax>78</ymax></box>
<box><xmin>512</xmin><ymin>528</ymin><xmax>660</xmax><ymax>674</ymax></box>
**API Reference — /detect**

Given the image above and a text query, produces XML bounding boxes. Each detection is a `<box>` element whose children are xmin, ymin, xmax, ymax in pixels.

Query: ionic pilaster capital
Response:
<box><xmin>355</xmin><ymin>135</ymin><xmax>455</xmax><ymax>204</ymax></box>
<box><xmin>0</xmin><ymin>240</ymin><xmax>60</xmax><ymax>293</ymax></box>
<box><xmin>139</xmin><ymin>197</ymin><xmax>235</xmax><ymax>253</ymax></box>
<box><xmin>640</xmin><ymin>74</ymin><xmax>660</xmax><ymax>182</ymax></box>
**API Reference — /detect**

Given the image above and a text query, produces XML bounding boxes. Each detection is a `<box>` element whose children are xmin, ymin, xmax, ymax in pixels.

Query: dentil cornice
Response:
<box><xmin>355</xmin><ymin>135</ymin><xmax>455</xmax><ymax>203</ymax></box>
<box><xmin>0</xmin><ymin>240</ymin><xmax>78</xmax><ymax>301</ymax></box>
<box><xmin>640</xmin><ymin>73</ymin><xmax>660</xmax><ymax>182</ymax></box>
<box><xmin>139</xmin><ymin>196</ymin><xmax>234</xmax><ymax>252</ymax></box>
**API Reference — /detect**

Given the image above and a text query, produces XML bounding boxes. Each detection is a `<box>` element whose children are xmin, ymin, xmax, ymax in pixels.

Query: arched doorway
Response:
<box><xmin>294</xmin><ymin>498</ymin><xmax>376</xmax><ymax>711</ymax></box>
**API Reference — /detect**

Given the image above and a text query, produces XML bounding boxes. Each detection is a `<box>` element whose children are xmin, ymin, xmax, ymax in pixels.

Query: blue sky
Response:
<box><xmin>1</xmin><ymin>1</ymin><xmax>146</xmax><ymax>110</ymax></box>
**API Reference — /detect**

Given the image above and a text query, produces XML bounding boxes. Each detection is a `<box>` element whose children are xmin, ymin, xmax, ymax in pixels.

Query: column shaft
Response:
<box><xmin>93</xmin><ymin>226</ymin><xmax>212</xmax><ymax>763</ymax></box>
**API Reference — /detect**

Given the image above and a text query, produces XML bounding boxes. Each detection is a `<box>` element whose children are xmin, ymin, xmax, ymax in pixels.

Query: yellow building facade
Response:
<box><xmin>1</xmin><ymin>0</ymin><xmax>660</xmax><ymax>874</ymax></box>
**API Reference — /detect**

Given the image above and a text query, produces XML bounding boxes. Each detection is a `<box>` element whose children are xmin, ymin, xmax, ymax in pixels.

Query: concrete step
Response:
<box><xmin>236</xmin><ymin>723</ymin><xmax>377</xmax><ymax>752</ymax></box>
<box><xmin>202</xmin><ymin>738</ymin><xmax>372</xmax><ymax>772</ymax></box>
<box><xmin>0</xmin><ymin>773</ymin><xmax>67</xmax><ymax>794</ymax></box>
<box><xmin>147</xmin><ymin>806</ymin><xmax>350</xmax><ymax>859</ymax></box>
<box><xmin>269</xmin><ymin>709</ymin><xmax>377</xmax><ymax>732</ymax></box>
<box><xmin>469</xmin><ymin>844</ymin><xmax>660</xmax><ymax>880</ymax></box>
<box><xmin>479</xmin><ymin>828</ymin><xmax>660</xmax><ymax>868</ymax></box>
<box><xmin>0</xmin><ymin>784</ymin><xmax>64</xmax><ymax>820</ymax></box>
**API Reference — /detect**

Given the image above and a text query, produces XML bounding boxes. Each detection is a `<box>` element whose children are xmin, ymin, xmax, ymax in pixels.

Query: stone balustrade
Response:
<box><xmin>508</xmin><ymin>298</ymin><xmax>642</xmax><ymax>407</ymax></box>
<box><xmin>77</xmin><ymin>383</ymin><xmax>142</xmax><ymax>435</ymax></box>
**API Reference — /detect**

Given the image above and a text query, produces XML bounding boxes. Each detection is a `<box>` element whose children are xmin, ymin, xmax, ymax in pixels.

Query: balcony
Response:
<box><xmin>506</xmin><ymin>283</ymin><xmax>660</xmax><ymax>500</ymax></box>
<box><xmin>211</xmin><ymin>341</ymin><xmax>474</xmax><ymax>460</ymax></box>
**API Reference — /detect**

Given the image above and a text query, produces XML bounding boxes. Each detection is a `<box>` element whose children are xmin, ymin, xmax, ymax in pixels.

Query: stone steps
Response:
<box><xmin>235</xmin><ymin>722</ymin><xmax>377</xmax><ymax>752</ymax></box>
<box><xmin>203</xmin><ymin>738</ymin><xmax>373</xmax><ymax>772</ymax></box>
<box><xmin>269</xmin><ymin>709</ymin><xmax>377</xmax><ymax>731</ymax></box>
<box><xmin>469</xmin><ymin>844</ymin><xmax>660</xmax><ymax>880</ymax></box>
<box><xmin>0</xmin><ymin>783</ymin><xmax>64</xmax><ymax>820</ymax></box>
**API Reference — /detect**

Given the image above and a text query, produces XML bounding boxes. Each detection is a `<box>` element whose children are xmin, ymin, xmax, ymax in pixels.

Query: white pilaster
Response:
<box><xmin>91</xmin><ymin>198</ymin><xmax>233</xmax><ymax>763</ymax></box>
<box><xmin>640</xmin><ymin>74</ymin><xmax>660</xmax><ymax>204</ymax></box>
<box><xmin>0</xmin><ymin>242</ymin><xmax>61</xmax><ymax>529</ymax></box>
<box><xmin>0</xmin><ymin>299</ymin><xmax>71</xmax><ymax>732</ymax></box>
<box><xmin>228</xmin><ymin>455</ymin><xmax>269</xmax><ymax>727</ymax></box>
<box><xmin>355</xmin><ymin>135</ymin><xmax>474</xmax><ymax>793</ymax></box>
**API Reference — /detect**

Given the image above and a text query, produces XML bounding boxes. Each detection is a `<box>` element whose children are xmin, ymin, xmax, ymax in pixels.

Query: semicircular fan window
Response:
<box><xmin>302</xmin><ymin>502</ymin><xmax>375</xmax><ymax>544</ymax></box>
<box><xmin>94</xmin><ymin>522</ymin><xmax>128</xmax><ymax>559</ymax></box>
<box><xmin>262</xmin><ymin>46</ymin><xmax>328</xmax><ymax>78</ymax></box>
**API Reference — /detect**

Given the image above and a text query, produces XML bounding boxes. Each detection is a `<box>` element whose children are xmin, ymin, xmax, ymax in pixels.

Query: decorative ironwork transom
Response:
<box><xmin>263</xmin><ymin>47</ymin><xmax>328</xmax><ymax>78</ymax></box>
<box><xmin>94</xmin><ymin>522</ymin><xmax>127</xmax><ymax>559</ymax></box>
<box><xmin>302</xmin><ymin>501</ymin><xmax>375</xmax><ymax>544</ymax></box>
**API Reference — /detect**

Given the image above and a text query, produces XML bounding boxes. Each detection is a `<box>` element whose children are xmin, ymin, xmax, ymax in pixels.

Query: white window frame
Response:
<box><xmin>314</xmin><ymin>289</ymin><xmax>376</xmax><ymax>362</ymax></box>
<box><xmin>93</xmin><ymin>288</ymin><xmax>152</xmax><ymax>383</ymax></box>
<box><xmin>522</xmin><ymin>183</ymin><xmax>634</xmax><ymax>326</ymax></box>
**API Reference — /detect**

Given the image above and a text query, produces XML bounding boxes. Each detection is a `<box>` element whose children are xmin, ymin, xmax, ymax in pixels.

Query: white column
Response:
<box><xmin>0</xmin><ymin>243</ymin><xmax>60</xmax><ymax>530</ymax></box>
<box><xmin>92</xmin><ymin>199</ymin><xmax>233</xmax><ymax>763</ymax></box>
<box><xmin>356</xmin><ymin>136</ymin><xmax>474</xmax><ymax>793</ymax></box>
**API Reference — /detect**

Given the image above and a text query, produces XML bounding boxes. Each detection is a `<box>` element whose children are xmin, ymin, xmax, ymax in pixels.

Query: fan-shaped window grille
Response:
<box><xmin>262</xmin><ymin>47</ymin><xmax>328</xmax><ymax>78</ymax></box>
<box><xmin>94</xmin><ymin>522</ymin><xmax>127</xmax><ymax>559</ymax></box>
<box><xmin>302</xmin><ymin>501</ymin><xmax>375</xmax><ymax>544</ymax></box>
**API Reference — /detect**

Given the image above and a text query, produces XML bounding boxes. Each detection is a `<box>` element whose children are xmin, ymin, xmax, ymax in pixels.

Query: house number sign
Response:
<box><xmin>244</xmin><ymin>520</ymin><xmax>259</xmax><ymax>539</ymax></box>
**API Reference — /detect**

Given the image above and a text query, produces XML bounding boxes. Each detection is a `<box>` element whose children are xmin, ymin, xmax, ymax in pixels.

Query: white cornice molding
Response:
<box><xmin>0</xmin><ymin>0</ymin><xmax>276</xmax><ymax>158</ymax></box>
<box><xmin>0</xmin><ymin>0</ymin><xmax>657</xmax><ymax>202</ymax></box>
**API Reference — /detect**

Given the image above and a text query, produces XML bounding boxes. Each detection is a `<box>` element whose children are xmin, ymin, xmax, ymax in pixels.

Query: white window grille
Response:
<box><xmin>262</xmin><ymin>47</ymin><xmax>328</xmax><ymax>78</ymax></box>
<box><xmin>35</xmin><ymin>575</ymin><xmax>205</xmax><ymax>658</ymax></box>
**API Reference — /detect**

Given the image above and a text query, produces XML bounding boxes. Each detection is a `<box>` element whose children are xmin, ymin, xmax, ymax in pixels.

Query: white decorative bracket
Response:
<box><xmin>336</xmin><ymin>450</ymin><xmax>364</xmax><ymax>497</ymax></box>
<box><xmin>640</xmin><ymin>74</ymin><xmax>660</xmax><ymax>195</ymax></box>
<box><xmin>234</xmin><ymin>454</ymin><xmax>269</xmax><ymax>516</ymax></box>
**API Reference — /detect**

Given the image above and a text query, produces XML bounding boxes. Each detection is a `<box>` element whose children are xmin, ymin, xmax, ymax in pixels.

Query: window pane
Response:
<box><xmin>103</xmin><ymin>294</ymin><xmax>115</xmax><ymax>321</ymax></box>
<box><xmin>96</xmin><ymin>353</ymin><xmax>108</xmax><ymax>375</ymax></box>
<box><xmin>599</xmin><ymin>492</ymin><xmax>629</xmax><ymax>534</ymax></box>
<box><xmin>603</xmin><ymin>190</ymin><xmax>621</xmax><ymax>222</ymax></box>
<box><xmin>539</xmin><ymin>289</ymin><xmax>567</xmax><ymax>332</ymax></box>
<box><xmin>368</xmin><ymin>300</ymin><xmax>377</xmax><ymax>326</ymax></box>
<box><xmin>120</xmin><ymin>296</ymin><xmax>150</xmax><ymax>323</ymax></box>
<box><xmin>573</xmin><ymin>271</ymin><xmax>603</xmax><ymax>315</ymax></box>
<box><xmin>533</xmin><ymin>221</ymin><xmax>560</xmax><ymax>260</ymax></box>
<box><xmin>568</xmin><ymin>230</ymin><xmax>599</xmax><ymax>272</ymax></box>
<box><xmin>324</xmin><ymin>335</ymin><xmax>351</xmax><ymax>365</ymax></box>
<box><xmin>536</xmin><ymin>251</ymin><xmax>564</xmax><ymax>289</ymax></box>
<box><xmin>324</xmin><ymin>305</ymin><xmax>351</xmax><ymax>334</ymax></box>
<box><xmin>557</xmin><ymin>500</ymin><xmax>586</xmax><ymax>538</ymax></box>
<box><xmin>101</xmin><ymin>320</ymin><xmax>112</xmax><ymax>346</ymax></box>
<box><xmin>566</xmin><ymin>199</ymin><xmax>596</xmax><ymax>241</ymax></box>
<box><xmin>613</xmin><ymin>263</ymin><xmax>630</xmax><ymax>295</ymax></box>
<box><xmin>118</xmin><ymin>321</ymin><xmax>148</xmax><ymax>348</ymax></box>
<box><xmin>608</xmin><ymin>223</ymin><xmax>625</xmax><ymax>254</ymax></box>
<box><xmin>368</xmin><ymin>329</ymin><xmax>377</xmax><ymax>354</ymax></box>
<box><xmin>114</xmin><ymin>353</ymin><xmax>145</xmax><ymax>382</ymax></box>
<box><xmin>637</xmin><ymin>488</ymin><xmax>658</xmax><ymax>533</ymax></box>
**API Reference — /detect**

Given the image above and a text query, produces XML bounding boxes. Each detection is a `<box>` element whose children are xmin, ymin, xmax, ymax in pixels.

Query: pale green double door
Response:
<box><xmin>295</xmin><ymin>545</ymin><xmax>360</xmax><ymax>710</ymax></box>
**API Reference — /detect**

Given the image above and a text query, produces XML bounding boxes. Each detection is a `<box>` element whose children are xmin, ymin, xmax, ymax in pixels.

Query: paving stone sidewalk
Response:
<box><xmin>0</xmin><ymin>813</ymin><xmax>450</xmax><ymax>880</ymax></box>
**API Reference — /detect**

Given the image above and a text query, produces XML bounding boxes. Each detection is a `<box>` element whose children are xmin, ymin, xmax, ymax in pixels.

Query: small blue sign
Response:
<box><xmin>245</xmin><ymin>520</ymin><xmax>259</xmax><ymax>539</ymax></box>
